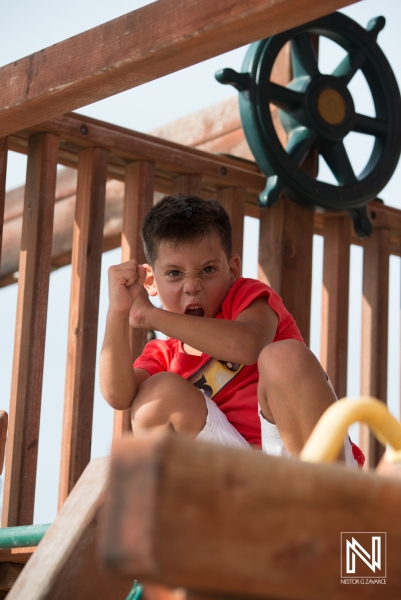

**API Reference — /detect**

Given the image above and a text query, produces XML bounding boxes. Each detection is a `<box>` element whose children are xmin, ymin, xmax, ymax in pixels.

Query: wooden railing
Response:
<box><xmin>1</xmin><ymin>111</ymin><xmax>400</xmax><ymax>526</ymax></box>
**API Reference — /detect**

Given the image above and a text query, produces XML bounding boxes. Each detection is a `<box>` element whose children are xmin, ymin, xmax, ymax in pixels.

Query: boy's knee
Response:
<box><xmin>131</xmin><ymin>372</ymin><xmax>182</xmax><ymax>419</ymax></box>
<box><xmin>131</xmin><ymin>372</ymin><xmax>206</xmax><ymax>433</ymax></box>
<box><xmin>258</xmin><ymin>339</ymin><xmax>316</xmax><ymax>386</ymax></box>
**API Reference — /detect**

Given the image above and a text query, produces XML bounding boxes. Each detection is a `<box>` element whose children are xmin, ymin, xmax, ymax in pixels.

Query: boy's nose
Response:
<box><xmin>183</xmin><ymin>276</ymin><xmax>201</xmax><ymax>296</ymax></box>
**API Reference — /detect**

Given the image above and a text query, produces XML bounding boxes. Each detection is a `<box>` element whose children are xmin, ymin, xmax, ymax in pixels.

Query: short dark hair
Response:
<box><xmin>140</xmin><ymin>194</ymin><xmax>232</xmax><ymax>265</ymax></box>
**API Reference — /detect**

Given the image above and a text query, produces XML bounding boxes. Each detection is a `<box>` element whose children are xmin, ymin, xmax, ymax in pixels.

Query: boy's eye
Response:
<box><xmin>202</xmin><ymin>266</ymin><xmax>216</xmax><ymax>274</ymax></box>
<box><xmin>166</xmin><ymin>270</ymin><xmax>182</xmax><ymax>277</ymax></box>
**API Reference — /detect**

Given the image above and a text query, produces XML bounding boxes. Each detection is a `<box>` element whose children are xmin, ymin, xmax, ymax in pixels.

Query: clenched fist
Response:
<box><xmin>107</xmin><ymin>259</ymin><xmax>148</xmax><ymax>313</ymax></box>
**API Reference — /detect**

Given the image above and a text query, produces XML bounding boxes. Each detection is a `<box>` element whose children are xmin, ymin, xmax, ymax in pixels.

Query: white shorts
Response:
<box><xmin>196</xmin><ymin>391</ymin><xmax>358</xmax><ymax>468</ymax></box>
<box><xmin>196</xmin><ymin>393</ymin><xmax>251</xmax><ymax>449</ymax></box>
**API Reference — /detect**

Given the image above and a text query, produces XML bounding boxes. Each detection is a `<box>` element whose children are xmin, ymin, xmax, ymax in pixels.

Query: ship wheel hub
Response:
<box><xmin>317</xmin><ymin>88</ymin><xmax>346</xmax><ymax>124</ymax></box>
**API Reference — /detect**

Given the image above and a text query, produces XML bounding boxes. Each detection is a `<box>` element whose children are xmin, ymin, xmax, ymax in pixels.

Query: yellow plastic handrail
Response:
<box><xmin>300</xmin><ymin>396</ymin><xmax>401</xmax><ymax>464</ymax></box>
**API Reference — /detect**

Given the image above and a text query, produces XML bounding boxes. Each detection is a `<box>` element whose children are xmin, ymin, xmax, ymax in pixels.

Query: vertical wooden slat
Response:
<box><xmin>217</xmin><ymin>187</ymin><xmax>246</xmax><ymax>261</ymax></box>
<box><xmin>320</xmin><ymin>216</ymin><xmax>351</xmax><ymax>398</ymax></box>
<box><xmin>113</xmin><ymin>161</ymin><xmax>155</xmax><ymax>439</ymax></box>
<box><xmin>258</xmin><ymin>198</ymin><xmax>314</xmax><ymax>346</ymax></box>
<box><xmin>2</xmin><ymin>132</ymin><xmax>59</xmax><ymax>526</ymax></box>
<box><xmin>0</xmin><ymin>137</ymin><xmax>8</xmax><ymax>266</ymax></box>
<box><xmin>360</xmin><ymin>226</ymin><xmax>391</xmax><ymax>468</ymax></box>
<box><xmin>172</xmin><ymin>173</ymin><xmax>202</xmax><ymax>195</ymax></box>
<box><xmin>58</xmin><ymin>146</ymin><xmax>108</xmax><ymax>508</ymax></box>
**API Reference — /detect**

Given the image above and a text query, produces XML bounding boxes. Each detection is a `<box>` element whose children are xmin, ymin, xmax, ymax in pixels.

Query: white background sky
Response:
<box><xmin>0</xmin><ymin>0</ymin><xmax>400</xmax><ymax>524</ymax></box>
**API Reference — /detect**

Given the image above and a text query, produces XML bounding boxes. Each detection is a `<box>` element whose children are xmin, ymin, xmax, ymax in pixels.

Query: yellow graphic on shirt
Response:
<box><xmin>188</xmin><ymin>358</ymin><xmax>244</xmax><ymax>398</ymax></box>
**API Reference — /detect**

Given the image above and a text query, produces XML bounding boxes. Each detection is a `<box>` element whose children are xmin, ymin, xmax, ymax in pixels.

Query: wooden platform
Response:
<box><xmin>101</xmin><ymin>433</ymin><xmax>401</xmax><ymax>600</ymax></box>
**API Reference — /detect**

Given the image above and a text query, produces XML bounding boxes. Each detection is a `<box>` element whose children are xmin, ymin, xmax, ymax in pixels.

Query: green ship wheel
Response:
<box><xmin>215</xmin><ymin>12</ymin><xmax>401</xmax><ymax>237</ymax></box>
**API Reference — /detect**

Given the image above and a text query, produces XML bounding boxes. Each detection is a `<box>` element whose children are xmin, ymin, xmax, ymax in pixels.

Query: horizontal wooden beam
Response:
<box><xmin>24</xmin><ymin>112</ymin><xmax>265</xmax><ymax>192</ymax></box>
<box><xmin>0</xmin><ymin>0</ymin><xmax>358</xmax><ymax>136</ymax></box>
<box><xmin>101</xmin><ymin>434</ymin><xmax>401</xmax><ymax>599</ymax></box>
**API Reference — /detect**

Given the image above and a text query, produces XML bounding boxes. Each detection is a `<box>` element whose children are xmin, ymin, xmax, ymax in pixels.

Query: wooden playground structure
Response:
<box><xmin>0</xmin><ymin>0</ymin><xmax>401</xmax><ymax>598</ymax></box>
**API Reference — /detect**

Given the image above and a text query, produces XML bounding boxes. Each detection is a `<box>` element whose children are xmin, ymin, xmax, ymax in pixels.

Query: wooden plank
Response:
<box><xmin>0</xmin><ymin>0</ymin><xmax>358</xmax><ymax>137</ymax></box>
<box><xmin>172</xmin><ymin>174</ymin><xmax>202</xmax><ymax>196</ymax></box>
<box><xmin>217</xmin><ymin>187</ymin><xmax>245</xmax><ymax>261</ymax></box>
<box><xmin>0</xmin><ymin>137</ymin><xmax>8</xmax><ymax>268</ymax></box>
<box><xmin>7</xmin><ymin>458</ymin><xmax>133</xmax><ymax>600</ymax></box>
<box><xmin>0</xmin><ymin>563</ymin><xmax>23</xmax><ymax>592</ymax></box>
<box><xmin>1</xmin><ymin>178</ymin><xmax>125</xmax><ymax>286</ymax></box>
<box><xmin>2</xmin><ymin>132</ymin><xmax>59</xmax><ymax>527</ymax></box>
<box><xmin>113</xmin><ymin>161</ymin><xmax>155</xmax><ymax>439</ymax></box>
<box><xmin>257</xmin><ymin>34</ymin><xmax>314</xmax><ymax>346</ymax></box>
<box><xmin>258</xmin><ymin>198</ymin><xmax>314</xmax><ymax>346</ymax></box>
<box><xmin>0</xmin><ymin>548</ymin><xmax>35</xmax><ymax>566</ymax></box>
<box><xmin>28</xmin><ymin>113</ymin><xmax>265</xmax><ymax>193</ymax></box>
<box><xmin>101</xmin><ymin>434</ymin><xmax>401</xmax><ymax>598</ymax></box>
<box><xmin>58</xmin><ymin>147</ymin><xmax>108</xmax><ymax>508</ymax></box>
<box><xmin>320</xmin><ymin>216</ymin><xmax>351</xmax><ymax>398</ymax></box>
<box><xmin>360</xmin><ymin>227</ymin><xmax>391</xmax><ymax>468</ymax></box>
<box><xmin>0</xmin><ymin>411</ymin><xmax>8</xmax><ymax>476</ymax></box>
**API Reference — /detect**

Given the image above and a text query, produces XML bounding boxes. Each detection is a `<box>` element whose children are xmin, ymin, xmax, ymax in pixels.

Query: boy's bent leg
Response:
<box><xmin>131</xmin><ymin>372</ymin><xmax>207</xmax><ymax>439</ymax></box>
<box><xmin>257</xmin><ymin>340</ymin><xmax>338</xmax><ymax>456</ymax></box>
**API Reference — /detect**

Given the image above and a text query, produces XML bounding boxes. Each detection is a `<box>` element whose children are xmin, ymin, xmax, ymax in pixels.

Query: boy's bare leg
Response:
<box><xmin>131</xmin><ymin>372</ymin><xmax>207</xmax><ymax>438</ymax></box>
<box><xmin>257</xmin><ymin>339</ymin><xmax>339</xmax><ymax>457</ymax></box>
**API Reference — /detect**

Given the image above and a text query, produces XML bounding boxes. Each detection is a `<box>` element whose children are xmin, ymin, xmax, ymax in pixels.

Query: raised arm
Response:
<box><xmin>99</xmin><ymin>260</ymin><xmax>150</xmax><ymax>410</ymax></box>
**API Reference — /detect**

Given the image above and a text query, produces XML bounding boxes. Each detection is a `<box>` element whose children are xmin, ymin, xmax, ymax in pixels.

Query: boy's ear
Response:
<box><xmin>143</xmin><ymin>264</ymin><xmax>158</xmax><ymax>296</ymax></box>
<box><xmin>229</xmin><ymin>254</ymin><xmax>242</xmax><ymax>283</ymax></box>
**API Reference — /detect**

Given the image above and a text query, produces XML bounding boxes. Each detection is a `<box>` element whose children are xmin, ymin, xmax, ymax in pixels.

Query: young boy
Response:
<box><xmin>100</xmin><ymin>194</ymin><xmax>360</xmax><ymax>466</ymax></box>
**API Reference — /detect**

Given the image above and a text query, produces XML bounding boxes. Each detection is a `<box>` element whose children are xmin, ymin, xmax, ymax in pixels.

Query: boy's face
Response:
<box><xmin>145</xmin><ymin>232</ymin><xmax>241</xmax><ymax>318</ymax></box>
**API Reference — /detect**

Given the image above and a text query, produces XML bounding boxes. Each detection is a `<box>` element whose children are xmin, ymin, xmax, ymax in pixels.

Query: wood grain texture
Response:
<box><xmin>0</xmin><ymin>548</ymin><xmax>35</xmax><ymax>566</ymax></box>
<box><xmin>58</xmin><ymin>147</ymin><xmax>108</xmax><ymax>508</ymax></box>
<box><xmin>0</xmin><ymin>137</ymin><xmax>8</xmax><ymax>269</ymax></box>
<box><xmin>172</xmin><ymin>174</ymin><xmax>202</xmax><ymax>196</ymax></box>
<box><xmin>0</xmin><ymin>563</ymin><xmax>23</xmax><ymax>591</ymax></box>
<box><xmin>102</xmin><ymin>434</ymin><xmax>401</xmax><ymax>599</ymax></box>
<box><xmin>2</xmin><ymin>132</ymin><xmax>59</xmax><ymax>527</ymax></box>
<box><xmin>217</xmin><ymin>187</ymin><xmax>245</xmax><ymax>261</ymax></box>
<box><xmin>360</xmin><ymin>227</ymin><xmax>391</xmax><ymax>468</ymax></box>
<box><xmin>7</xmin><ymin>458</ymin><xmax>133</xmax><ymax>600</ymax></box>
<box><xmin>26</xmin><ymin>112</ymin><xmax>265</xmax><ymax>193</ymax></box>
<box><xmin>320</xmin><ymin>216</ymin><xmax>351</xmax><ymax>398</ymax></box>
<box><xmin>258</xmin><ymin>198</ymin><xmax>314</xmax><ymax>346</ymax></box>
<box><xmin>113</xmin><ymin>161</ymin><xmax>155</xmax><ymax>439</ymax></box>
<box><xmin>1</xmin><ymin>177</ymin><xmax>126</xmax><ymax>285</ymax></box>
<box><xmin>0</xmin><ymin>411</ymin><xmax>8</xmax><ymax>476</ymax></box>
<box><xmin>0</xmin><ymin>0</ymin><xmax>358</xmax><ymax>136</ymax></box>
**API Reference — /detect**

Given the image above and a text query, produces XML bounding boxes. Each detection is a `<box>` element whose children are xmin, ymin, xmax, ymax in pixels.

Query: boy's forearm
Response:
<box><xmin>145</xmin><ymin>307</ymin><xmax>267</xmax><ymax>364</ymax></box>
<box><xmin>99</xmin><ymin>310</ymin><xmax>137</xmax><ymax>410</ymax></box>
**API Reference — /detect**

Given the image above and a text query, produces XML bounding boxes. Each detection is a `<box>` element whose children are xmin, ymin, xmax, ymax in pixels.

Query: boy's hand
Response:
<box><xmin>108</xmin><ymin>259</ymin><xmax>148</xmax><ymax>315</ymax></box>
<box><xmin>129</xmin><ymin>287</ymin><xmax>154</xmax><ymax>329</ymax></box>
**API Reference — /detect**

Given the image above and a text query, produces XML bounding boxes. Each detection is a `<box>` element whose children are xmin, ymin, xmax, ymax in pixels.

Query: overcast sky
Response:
<box><xmin>0</xmin><ymin>0</ymin><xmax>400</xmax><ymax>524</ymax></box>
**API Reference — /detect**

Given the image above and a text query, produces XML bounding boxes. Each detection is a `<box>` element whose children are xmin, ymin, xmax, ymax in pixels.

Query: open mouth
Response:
<box><xmin>185</xmin><ymin>305</ymin><xmax>205</xmax><ymax>317</ymax></box>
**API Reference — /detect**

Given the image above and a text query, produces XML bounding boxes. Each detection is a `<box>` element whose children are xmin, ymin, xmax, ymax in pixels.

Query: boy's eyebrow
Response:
<box><xmin>160</xmin><ymin>258</ymin><xmax>222</xmax><ymax>270</ymax></box>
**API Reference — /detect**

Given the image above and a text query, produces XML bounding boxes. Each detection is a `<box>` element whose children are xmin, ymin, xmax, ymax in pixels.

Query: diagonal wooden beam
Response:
<box><xmin>0</xmin><ymin>0</ymin><xmax>358</xmax><ymax>137</ymax></box>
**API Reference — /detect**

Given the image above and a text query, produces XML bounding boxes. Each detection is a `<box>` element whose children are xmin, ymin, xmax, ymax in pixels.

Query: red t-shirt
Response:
<box><xmin>134</xmin><ymin>277</ymin><xmax>303</xmax><ymax>446</ymax></box>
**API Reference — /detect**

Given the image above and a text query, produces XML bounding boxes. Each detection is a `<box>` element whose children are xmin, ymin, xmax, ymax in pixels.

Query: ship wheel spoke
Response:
<box><xmin>290</xmin><ymin>33</ymin><xmax>320</xmax><ymax>78</ymax></box>
<box><xmin>322</xmin><ymin>141</ymin><xmax>357</xmax><ymax>185</ymax></box>
<box><xmin>332</xmin><ymin>48</ymin><xmax>366</xmax><ymax>84</ymax></box>
<box><xmin>353</xmin><ymin>113</ymin><xmax>388</xmax><ymax>137</ymax></box>
<box><xmin>268</xmin><ymin>83</ymin><xmax>304</xmax><ymax>112</ymax></box>
<box><xmin>285</xmin><ymin>127</ymin><xmax>317</xmax><ymax>166</ymax></box>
